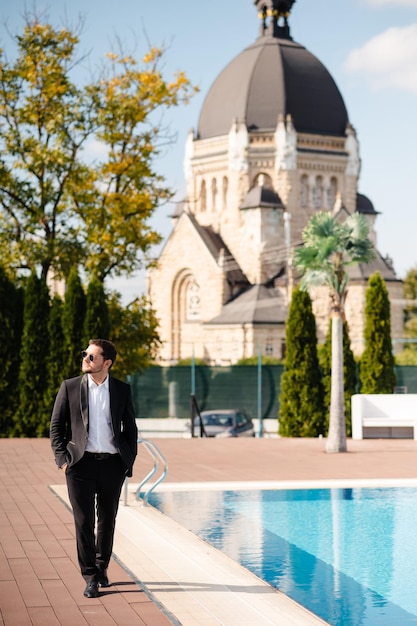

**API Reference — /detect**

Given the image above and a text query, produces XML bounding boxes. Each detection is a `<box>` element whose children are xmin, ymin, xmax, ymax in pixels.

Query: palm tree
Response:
<box><xmin>293</xmin><ymin>211</ymin><xmax>375</xmax><ymax>453</ymax></box>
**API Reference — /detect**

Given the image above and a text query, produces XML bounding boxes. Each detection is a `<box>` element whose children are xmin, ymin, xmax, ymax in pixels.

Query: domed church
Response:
<box><xmin>148</xmin><ymin>0</ymin><xmax>403</xmax><ymax>365</ymax></box>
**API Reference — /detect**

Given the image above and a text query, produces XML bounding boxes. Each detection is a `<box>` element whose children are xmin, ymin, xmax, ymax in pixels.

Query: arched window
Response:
<box><xmin>211</xmin><ymin>178</ymin><xmax>217</xmax><ymax>212</ymax></box>
<box><xmin>300</xmin><ymin>174</ymin><xmax>309</xmax><ymax>207</ymax></box>
<box><xmin>265</xmin><ymin>337</ymin><xmax>274</xmax><ymax>356</ymax></box>
<box><xmin>327</xmin><ymin>177</ymin><xmax>338</xmax><ymax>209</ymax></box>
<box><xmin>255</xmin><ymin>172</ymin><xmax>273</xmax><ymax>188</ymax></box>
<box><xmin>200</xmin><ymin>180</ymin><xmax>206</xmax><ymax>212</ymax></box>
<box><xmin>312</xmin><ymin>176</ymin><xmax>323</xmax><ymax>210</ymax></box>
<box><xmin>186</xmin><ymin>280</ymin><xmax>201</xmax><ymax>321</ymax></box>
<box><xmin>171</xmin><ymin>271</ymin><xmax>200</xmax><ymax>361</ymax></box>
<box><xmin>222</xmin><ymin>176</ymin><xmax>228</xmax><ymax>209</ymax></box>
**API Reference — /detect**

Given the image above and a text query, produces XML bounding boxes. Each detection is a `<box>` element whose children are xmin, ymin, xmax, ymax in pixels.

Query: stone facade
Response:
<box><xmin>147</xmin><ymin>12</ymin><xmax>404</xmax><ymax>365</ymax></box>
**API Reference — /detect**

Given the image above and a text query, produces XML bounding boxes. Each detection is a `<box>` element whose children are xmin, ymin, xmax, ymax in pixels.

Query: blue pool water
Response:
<box><xmin>148</xmin><ymin>486</ymin><xmax>417</xmax><ymax>625</ymax></box>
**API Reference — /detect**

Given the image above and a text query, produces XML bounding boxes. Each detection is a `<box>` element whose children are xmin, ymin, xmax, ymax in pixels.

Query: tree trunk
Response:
<box><xmin>326</xmin><ymin>311</ymin><xmax>347</xmax><ymax>453</ymax></box>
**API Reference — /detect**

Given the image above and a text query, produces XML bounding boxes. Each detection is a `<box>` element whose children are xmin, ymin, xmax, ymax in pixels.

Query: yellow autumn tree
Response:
<box><xmin>0</xmin><ymin>18</ymin><xmax>198</xmax><ymax>282</ymax></box>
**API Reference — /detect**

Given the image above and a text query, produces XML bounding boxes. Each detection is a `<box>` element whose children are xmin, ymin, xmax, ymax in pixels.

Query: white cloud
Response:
<box><xmin>344</xmin><ymin>24</ymin><xmax>417</xmax><ymax>94</ymax></box>
<box><xmin>365</xmin><ymin>0</ymin><xmax>417</xmax><ymax>6</ymax></box>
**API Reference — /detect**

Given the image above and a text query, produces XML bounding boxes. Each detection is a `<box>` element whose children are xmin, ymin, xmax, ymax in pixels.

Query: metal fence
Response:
<box><xmin>394</xmin><ymin>366</ymin><xmax>417</xmax><ymax>393</ymax></box>
<box><xmin>130</xmin><ymin>364</ymin><xmax>284</xmax><ymax>420</ymax></box>
<box><xmin>130</xmin><ymin>365</ymin><xmax>417</xmax><ymax>421</ymax></box>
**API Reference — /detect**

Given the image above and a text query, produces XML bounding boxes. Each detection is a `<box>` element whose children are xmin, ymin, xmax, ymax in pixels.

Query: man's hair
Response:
<box><xmin>89</xmin><ymin>339</ymin><xmax>117</xmax><ymax>368</ymax></box>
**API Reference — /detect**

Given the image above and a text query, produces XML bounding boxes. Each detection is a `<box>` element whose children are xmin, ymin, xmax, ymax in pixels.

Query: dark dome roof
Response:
<box><xmin>356</xmin><ymin>193</ymin><xmax>378</xmax><ymax>215</ymax></box>
<box><xmin>197</xmin><ymin>35</ymin><xmax>349</xmax><ymax>140</ymax></box>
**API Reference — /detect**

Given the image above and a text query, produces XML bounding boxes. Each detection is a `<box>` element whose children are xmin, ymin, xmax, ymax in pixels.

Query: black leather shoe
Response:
<box><xmin>83</xmin><ymin>581</ymin><xmax>99</xmax><ymax>598</ymax></box>
<box><xmin>97</xmin><ymin>571</ymin><xmax>110</xmax><ymax>587</ymax></box>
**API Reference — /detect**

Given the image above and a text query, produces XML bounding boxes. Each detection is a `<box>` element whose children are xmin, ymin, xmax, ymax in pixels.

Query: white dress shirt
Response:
<box><xmin>85</xmin><ymin>375</ymin><xmax>118</xmax><ymax>454</ymax></box>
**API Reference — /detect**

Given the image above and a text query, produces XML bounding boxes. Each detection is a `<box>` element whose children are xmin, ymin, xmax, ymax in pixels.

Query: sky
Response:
<box><xmin>2</xmin><ymin>0</ymin><xmax>417</xmax><ymax>304</ymax></box>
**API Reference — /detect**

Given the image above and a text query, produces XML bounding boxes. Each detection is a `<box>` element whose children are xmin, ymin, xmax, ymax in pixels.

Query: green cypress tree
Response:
<box><xmin>278</xmin><ymin>288</ymin><xmax>325</xmax><ymax>437</ymax></box>
<box><xmin>44</xmin><ymin>295</ymin><xmax>65</xmax><ymax>414</ymax></box>
<box><xmin>319</xmin><ymin>320</ymin><xmax>357</xmax><ymax>437</ymax></box>
<box><xmin>359</xmin><ymin>272</ymin><xmax>396</xmax><ymax>393</ymax></box>
<box><xmin>108</xmin><ymin>294</ymin><xmax>161</xmax><ymax>379</ymax></box>
<box><xmin>62</xmin><ymin>268</ymin><xmax>86</xmax><ymax>378</ymax></box>
<box><xmin>83</xmin><ymin>276</ymin><xmax>110</xmax><ymax>343</ymax></box>
<box><xmin>0</xmin><ymin>267</ymin><xmax>23</xmax><ymax>436</ymax></box>
<box><xmin>401</xmin><ymin>266</ymin><xmax>417</xmax><ymax>360</ymax></box>
<box><xmin>14</xmin><ymin>272</ymin><xmax>50</xmax><ymax>437</ymax></box>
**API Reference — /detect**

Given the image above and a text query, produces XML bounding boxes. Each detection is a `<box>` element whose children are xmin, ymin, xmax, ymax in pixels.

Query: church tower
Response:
<box><xmin>148</xmin><ymin>1</ymin><xmax>403</xmax><ymax>365</ymax></box>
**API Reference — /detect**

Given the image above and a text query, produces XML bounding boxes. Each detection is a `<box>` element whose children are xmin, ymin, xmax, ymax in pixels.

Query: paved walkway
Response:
<box><xmin>2</xmin><ymin>437</ymin><xmax>417</xmax><ymax>625</ymax></box>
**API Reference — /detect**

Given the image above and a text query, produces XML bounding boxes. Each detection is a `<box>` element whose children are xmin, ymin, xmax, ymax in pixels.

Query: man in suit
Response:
<box><xmin>50</xmin><ymin>339</ymin><xmax>138</xmax><ymax>598</ymax></box>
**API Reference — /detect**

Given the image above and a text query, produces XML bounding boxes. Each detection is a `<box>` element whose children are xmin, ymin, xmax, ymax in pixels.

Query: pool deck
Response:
<box><xmin>2</xmin><ymin>437</ymin><xmax>417</xmax><ymax>625</ymax></box>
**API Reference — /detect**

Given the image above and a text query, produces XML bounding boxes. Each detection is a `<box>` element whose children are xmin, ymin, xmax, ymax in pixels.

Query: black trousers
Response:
<box><xmin>65</xmin><ymin>453</ymin><xmax>126</xmax><ymax>582</ymax></box>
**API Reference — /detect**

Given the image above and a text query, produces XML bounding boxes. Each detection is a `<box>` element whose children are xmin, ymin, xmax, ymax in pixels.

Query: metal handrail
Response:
<box><xmin>135</xmin><ymin>437</ymin><xmax>168</xmax><ymax>505</ymax></box>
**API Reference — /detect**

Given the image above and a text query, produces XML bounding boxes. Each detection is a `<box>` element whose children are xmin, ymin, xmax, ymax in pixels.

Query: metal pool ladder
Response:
<box><xmin>135</xmin><ymin>437</ymin><xmax>168</xmax><ymax>505</ymax></box>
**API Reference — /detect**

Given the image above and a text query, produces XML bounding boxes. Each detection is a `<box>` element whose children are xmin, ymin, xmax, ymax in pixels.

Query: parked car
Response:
<box><xmin>189</xmin><ymin>409</ymin><xmax>255</xmax><ymax>438</ymax></box>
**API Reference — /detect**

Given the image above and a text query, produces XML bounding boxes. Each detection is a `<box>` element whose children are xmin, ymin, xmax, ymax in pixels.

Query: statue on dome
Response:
<box><xmin>276</xmin><ymin>0</ymin><xmax>296</xmax><ymax>19</ymax></box>
<box><xmin>255</xmin><ymin>0</ymin><xmax>296</xmax><ymax>37</ymax></box>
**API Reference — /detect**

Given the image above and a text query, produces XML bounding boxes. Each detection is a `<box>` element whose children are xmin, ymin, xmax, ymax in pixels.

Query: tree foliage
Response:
<box><xmin>44</xmin><ymin>295</ymin><xmax>65</xmax><ymax>413</ymax></box>
<box><xmin>294</xmin><ymin>211</ymin><xmax>375</xmax><ymax>452</ymax></box>
<box><xmin>14</xmin><ymin>272</ymin><xmax>50</xmax><ymax>437</ymax></box>
<box><xmin>294</xmin><ymin>212</ymin><xmax>375</xmax><ymax>312</ymax></box>
<box><xmin>0</xmin><ymin>17</ymin><xmax>197</xmax><ymax>431</ymax></box>
<box><xmin>0</xmin><ymin>18</ymin><xmax>197</xmax><ymax>283</ymax></box>
<box><xmin>278</xmin><ymin>288</ymin><xmax>325</xmax><ymax>437</ymax></box>
<box><xmin>62</xmin><ymin>267</ymin><xmax>86</xmax><ymax>378</ymax></box>
<box><xmin>108</xmin><ymin>294</ymin><xmax>161</xmax><ymax>380</ymax></box>
<box><xmin>0</xmin><ymin>266</ymin><xmax>162</xmax><ymax>435</ymax></box>
<box><xmin>400</xmin><ymin>266</ymin><xmax>417</xmax><ymax>358</ymax></box>
<box><xmin>84</xmin><ymin>275</ymin><xmax>110</xmax><ymax>343</ymax></box>
<box><xmin>0</xmin><ymin>267</ymin><xmax>23</xmax><ymax>436</ymax></box>
<box><xmin>359</xmin><ymin>272</ymin><xmax>396</xmax><ymax>393</ymax></box>
<box><xmin>236</xmin><ymin>356</ymin><xmax>283</xmax><ymax>365</ymax></box>
<box><xmin>0</xmin><ymin>22</ymin><xmax>91</xmax><ymax>279</ymax></box>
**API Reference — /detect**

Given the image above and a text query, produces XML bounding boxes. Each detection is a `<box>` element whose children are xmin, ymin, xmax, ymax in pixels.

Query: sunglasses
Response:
<box><xmin>81</xmin><ymin>350</ymin><xmax>104</xmax><ymax>362</ymax></box>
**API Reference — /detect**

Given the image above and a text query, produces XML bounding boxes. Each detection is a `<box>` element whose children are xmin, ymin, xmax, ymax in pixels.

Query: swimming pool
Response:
<box><xmin>148</xmin><ymin>486</ymin><xmax>417</xmax><ymax>625</ymax></box>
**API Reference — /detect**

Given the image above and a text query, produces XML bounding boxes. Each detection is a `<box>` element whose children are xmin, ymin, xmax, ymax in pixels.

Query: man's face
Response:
<box><xmin>81</xmin><ymin>346</ymin><xmax>110</xmax><ymax>376</ymax></box>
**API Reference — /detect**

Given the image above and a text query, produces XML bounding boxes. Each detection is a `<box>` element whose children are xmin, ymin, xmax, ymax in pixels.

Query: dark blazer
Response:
<box><xmin>50</xmin><ymin>374</ymin><xmax>138</xmax><ymax>477</ymax></box>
